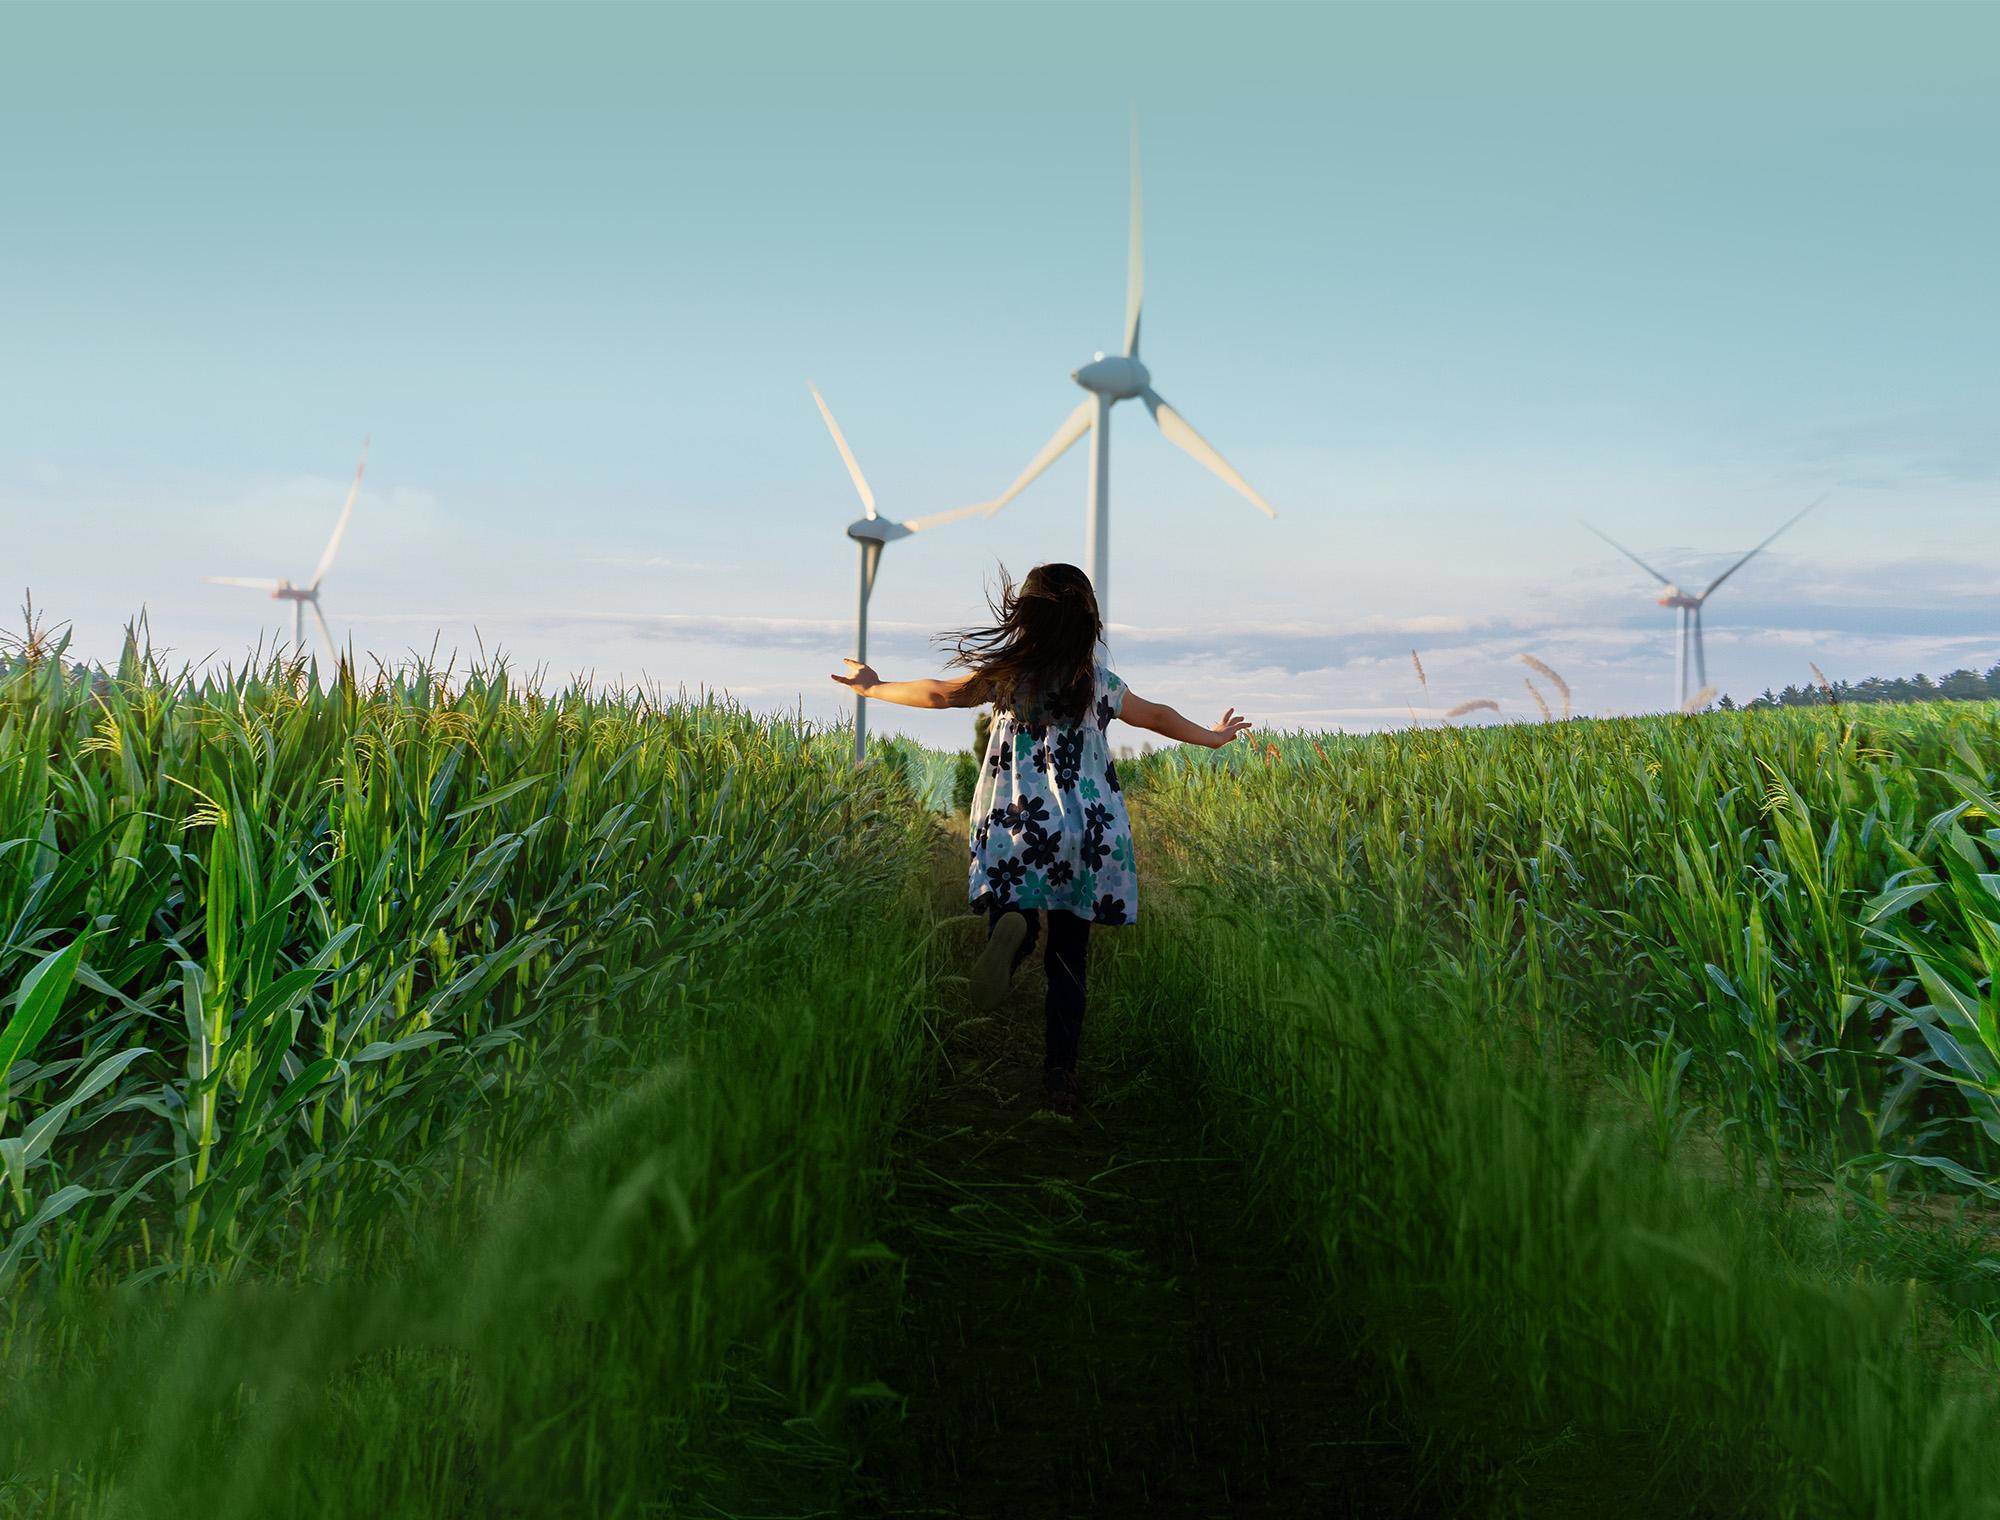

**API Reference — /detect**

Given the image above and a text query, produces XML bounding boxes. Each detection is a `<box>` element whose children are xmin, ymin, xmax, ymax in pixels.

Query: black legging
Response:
<box><xmin>986</xmin><ymin>906</ymin><xmax>1092</xmax><ymax>1073</ymax></box>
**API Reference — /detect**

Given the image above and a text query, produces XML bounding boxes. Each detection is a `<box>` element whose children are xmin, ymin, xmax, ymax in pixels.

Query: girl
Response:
<box><xmin>830</xmin><ymin>562</ymin><xmax>1250</xmax><ymax>1115</ymax></box>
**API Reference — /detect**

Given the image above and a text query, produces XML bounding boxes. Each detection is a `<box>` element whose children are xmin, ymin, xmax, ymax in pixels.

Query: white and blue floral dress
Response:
<box><xmin>967</xmin><ymin>663</ymin><xmax>1137</xmax><ymax>926</ymax></box>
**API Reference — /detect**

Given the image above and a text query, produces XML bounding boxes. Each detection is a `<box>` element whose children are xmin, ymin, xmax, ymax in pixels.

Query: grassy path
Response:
<box><xmin>852</xmin><ymin>883</ymin><xmax>1431</xmax><ymax>1518</ymax></box>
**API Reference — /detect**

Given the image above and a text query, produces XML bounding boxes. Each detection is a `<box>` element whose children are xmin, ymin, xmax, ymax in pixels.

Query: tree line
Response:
<box><xmin>1720</xmin><ymin>663</ymin><xmax>2000</xmax><ymax>711</ymax></box>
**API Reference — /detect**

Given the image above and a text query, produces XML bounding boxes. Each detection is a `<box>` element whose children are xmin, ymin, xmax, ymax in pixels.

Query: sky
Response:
<box><xmin>3</xmin><ymin>0</ymin><xmax>1996</xmax><ymax>748</ymax></box>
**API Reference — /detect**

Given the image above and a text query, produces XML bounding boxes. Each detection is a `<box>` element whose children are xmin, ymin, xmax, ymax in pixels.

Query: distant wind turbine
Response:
<box><xmin>208</xmin><ymin>439</ymin><xmax>370</xmax><ymax>664</ymax></box>
<box><xmin>1585</xmin><ymin>496</ymin><xmax>1823</xmax><ymax>709</ymax></box>
<box><xmin>811</xmin><ymin>387</ymin><xmax>987</xmax><ymax>764</ymax></box>
<box><xmin>974</xmin><ymin>128</ymin><xmax>1276</xmax><ymax>623</ymax></box>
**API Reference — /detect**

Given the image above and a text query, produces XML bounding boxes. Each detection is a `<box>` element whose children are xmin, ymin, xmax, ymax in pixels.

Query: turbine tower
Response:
<box><xmin>975</xmin><ymin>129</ymin><xmax>1276</xmax><ymax>623</ymax></box>
<box><xmin>207</xmin><ymin>439</ymin><xmax>370</xmax><ymax>666</ymax></box>
<box><xmin>811</xmin><ymin>386</ymin><xmax>986</xmax><ymax>763</ymax></box>
<box><xmin>1586</xmin><ymin>496</ymin><xmax>1823</xmax><ymax>709</ymax></box>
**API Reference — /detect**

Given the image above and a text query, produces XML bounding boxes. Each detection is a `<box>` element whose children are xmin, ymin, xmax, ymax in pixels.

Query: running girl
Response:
<box><xmin>831</xmin><ymin>562</ymin><xmax>1250</xmax><ymax>1114</ymax></box>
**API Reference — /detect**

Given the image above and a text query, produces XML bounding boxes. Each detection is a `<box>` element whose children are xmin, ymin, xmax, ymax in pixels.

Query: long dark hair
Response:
<box><xmin>943</xmin><ymin>562</ymin><xmax>1102</xmax><ymax>720</ymax></box>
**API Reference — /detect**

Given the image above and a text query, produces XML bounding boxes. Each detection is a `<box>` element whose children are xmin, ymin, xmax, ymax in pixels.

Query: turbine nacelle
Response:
<box><xmin>1071</xmin><ymin>353</ymin><xmax>1151</xmax><ymax>400</ymax></box>
<box><xmin>846</xmin><ymin>517</ymin><xmax>912</xmax><ymax>545</ymax></box>
<box><xmin>1658</xmin><ymin>587</ymin><xmax>1700</xmax><ymax>609</ymax></box>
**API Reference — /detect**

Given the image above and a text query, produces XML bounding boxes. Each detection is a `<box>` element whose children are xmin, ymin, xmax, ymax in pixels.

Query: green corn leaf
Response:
<box><xmin>1861</xmin><ymin>879</ymin><xmax>1940</xmax><ymax>925</ymax></box>
<box><xmin>1862</xmin><ymin>1151</ymin><xmax>2000</xmax><ymax>1200</ymax></box>
<box><xmin>352</xmin><ymin>1030</ymin><xmax>455</xmax><ymax>1064</ymax></box>
<box><xmin>0</xmin><ymin>1183</ymin><xmax>97</xmax><ymax>1289</ymax></box>
<box><xmin>269</xmin><ymin>1056</ymin><xmax>346</xmax><ymax>1115</ymax></box>
<box><xmin>445</xmin><ymin>771</ymin><xmax>552</xmax><ymax>821</ymax></box>
<box><xmin>1909</xmin><ymin>954</ymin><xmax>1986</xmax><ymax>1039</ymax></box>
<box><xmin>0</xmin><ymin>939</ymin><xmax>88</xmax><ymax>1091</ymax></box>
<box><xmin>17</xmin><ymin>1046</ymin><xmax>155</xmax><ymax>1166</ymax></box>
<box><xmin>1912</xmin><ymin>1020</ymin><xmax>1997</xmax><ymax>1083</ymax></box>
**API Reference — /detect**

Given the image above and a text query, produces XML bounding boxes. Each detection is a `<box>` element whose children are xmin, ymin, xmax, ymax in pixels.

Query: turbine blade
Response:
<box><xmin>901</xmin><ymin>500</ymin><xmax>993</xmax><ymax>533</ymax></box>
<box><xmin>309</xmin><ymin>600</ymin><xmax>337</xmax><ymax>666</ymax></box>
<box><xmin>1141</xmin><ymin>389</ymin><xmax>1276</xmax><ymax>518</ymax></box>
<box><xmin>308</xmin><ymin>436</ymin><xmax>372</xmax><ymax>592</ymax></box>
<box><xmin>206</xmin><ymin>576</ymin><xmax>283</xmax><ymax>590</ymax></box>
<box><xmin>1581</xmin><ymin>522</ymin><xmax>1673</xmax><ymax>588</ymax></box>
<box><xmin>1699</xmin><ymin>493</ymin><xmax>1825</xmax><ymax>600</ymax></box>
<box><xmin>1124</xmin><ymin>121</ymin><xmax>1144</xmax><ymax>357</ymax></box>
<box><xmin>809</xmin><ymin>385</ymin><xmax>877</xmax><ymax>519</ymax></box>
<box><xmin>981</xmin><ymin>399</ymin><xmax>1095</xmax><ymax>518</ymax></box>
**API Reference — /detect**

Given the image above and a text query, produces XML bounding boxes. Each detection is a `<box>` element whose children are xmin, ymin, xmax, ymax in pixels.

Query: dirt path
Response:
<box><xmin>853</xmin><ymin>904</ymin><xmax>1434</xmax><ymax>1518</ymax></box>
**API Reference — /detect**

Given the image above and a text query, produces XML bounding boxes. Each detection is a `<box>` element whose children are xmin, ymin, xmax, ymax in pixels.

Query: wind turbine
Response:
<box><xmin>811</xmin><ymin>387</ymin><xmax>987</xmax><ymax>763</ymax></box>
<box><xmin>208</xmin><ymin>439</ymin><xmax>370</xmax><ymax>665</ymax></box>
<box><xmin>973</xmin><ymin>129</ymin><xmax>1277</xmax><ymax>623</ymax></box>
<box><xmin>1586</xmin><ymin>496</ymin><xmax>1823</xmax><ymax>709</ymax></box>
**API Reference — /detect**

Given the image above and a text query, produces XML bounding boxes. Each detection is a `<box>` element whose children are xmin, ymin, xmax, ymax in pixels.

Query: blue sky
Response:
<box><xmin>4</xmin><ymin>0</ymin><xmax>1995</xmax><ymax>746</ymax></box>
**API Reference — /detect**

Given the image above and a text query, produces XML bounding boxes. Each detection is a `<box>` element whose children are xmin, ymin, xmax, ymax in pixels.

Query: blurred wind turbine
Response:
<box><xmin>974</xmin><ymin>126</ymin><xmax>1276</xmax><ymax>622</ymax></box>
<box><xmin>811</xmin><ymin>386</ymin><xmax>987</xmax><ymax>764</ymax></box>
<box><xmin>207</xmin><ymin>439</ymin><xmax>370</xmax><ymax>664</ymax></box>
<box><xmin>1585</xmin><ymin>496</ymin><xmax>1823</xmax><ymax>709</ymax></box>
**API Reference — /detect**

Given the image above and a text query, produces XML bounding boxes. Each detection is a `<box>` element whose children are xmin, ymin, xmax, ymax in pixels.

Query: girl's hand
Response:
<box><xmin>1211</xmin><ymin>708</ymin><xmax>1252</xmax><ymax>747</ymax></box>
<box><xmin>831</xmin><ymin>658</ymin><xmax>879</xmax><ymax>693</ymax></box>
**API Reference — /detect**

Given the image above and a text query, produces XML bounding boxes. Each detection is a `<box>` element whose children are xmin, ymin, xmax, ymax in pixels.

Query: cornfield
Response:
<box><xmin>1132</xmin><ymin>699</ymin><xmax>2000</xmax><ymax>1197</ymax></box>
<box><xmin>1112</xmin><ymin>699</ymin><xmax>2000</xmax><ymax>1515</ymax></box>
<box><xmin>7</xmin><ymin>624</ymin><xmax>2000</xmax><ymax>1517</ymax></box>
<box><xmin>0</xmin><ymin>629</ymin><xmax>919</xmax><ymax>1292</ymax></box>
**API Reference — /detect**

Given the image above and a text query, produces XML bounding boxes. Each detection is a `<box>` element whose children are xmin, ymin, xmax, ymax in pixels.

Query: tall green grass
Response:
<box><xmin>0</xmin><ymin>628</ymin><xmax>920</xmax><ymax>1289</ymax></box>
<box><xmin>1133</xmin><ymin>703</ymin><xmax>2000</xmax><ymax>1195</ymax></box>
<box><xmin>1110</xmin><ymin>703</ymin><xmax>2000</xmax><ymax>1515</ymax></box>
<box><xmin>11</xmin><ymin>618</ymin><xmax>1997</xmax><ymax>1516</ymax></box>
<box><xmin>0</xmin><ymin>627</ymin><xmax>952</xmax><ymax>1516</ymax></box>
<box><xmin>1107</xmin><ymin>891</ymin><xmax>2000</xmax><ymax>1516</ymax></box>
<box><xmin>4</xmin><ymin>872</ymin><xmax>946</xmax><ymax>1518</ymax></box>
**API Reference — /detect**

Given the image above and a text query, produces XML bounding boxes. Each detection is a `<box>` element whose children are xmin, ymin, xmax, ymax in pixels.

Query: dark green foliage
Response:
<box><xmin>0</xmin><ymin>630</ymin><xmax>949</xmax><ymax>1517</ymax></box>
<box><xmin>866</xmin><ymin>731</ymin><xmax>960</xmax><ymax>810</ymax></box>
<box><xmin>1129</xmin><ymin>702</ymin><xmax>2000</xmax><ymax>1196</ymax></box>
<box><xmin>946</xmin><ymin>709</ymin><xmax>991</xmax><ymax>814</ymax></box>
<box><xmin>1731</xmin><ymin>662</ymin><xmax>2000</xmax><ymax>710</ymax></box>
<box><xmin>1111</xmin><ymin>736</ymin><xmax>2000</xmax><ymax>1517</ymax></box>
<box><xmin>950</xmin><ymin>751</ymin><xmax>979</xmax><ymax>814</ymax></box>
<box><xmin>10</xmin><ymin>610</ymin><xmax>1998</xmax><ymax>1518</ymax></box>
<box><xmin>0</xmin><ymin>633</ymin><xmax>914</xmax><ymax>1289</ymax></box>
<box><xmin>3</xmin><ymin>875</ymin><xmax>946</xmax><ymax>1518</ymax></box>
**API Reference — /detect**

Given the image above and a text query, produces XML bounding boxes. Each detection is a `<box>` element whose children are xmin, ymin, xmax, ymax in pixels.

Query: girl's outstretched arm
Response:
<box><xmin>1118</xmin><ymin>690</ymin><xmax>1252</xmax><ymax>749</ymax></box>
<box><xmin>829</xmin><ymin>659</ymin><xmax>985</xmax><ymax>710</ymax></box>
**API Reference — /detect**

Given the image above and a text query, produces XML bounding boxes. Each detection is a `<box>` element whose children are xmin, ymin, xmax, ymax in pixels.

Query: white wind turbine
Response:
<box><xmin>1586</xmin><ymin>496</ymin><xmax>1823</xmax><ymax>709</ymax></box>
<box><xmin>207</xmin><ymin>439</ymin><xmax>369</xmax><ymax>664</ymax></box>
<box><xmin>974</xmin><ymin>130</ymin><xmax>1276</xmax><ymax>622</ymax></box>
<box><xmin>811</xmin><ymin>386</ymin><xmax>988</xmax><ymax>763</ymax></box>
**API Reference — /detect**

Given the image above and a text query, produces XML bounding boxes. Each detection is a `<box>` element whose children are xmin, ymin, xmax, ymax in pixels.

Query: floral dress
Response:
<box><xmin>967</xmin><ymin>663</ymin><xmax>1137</xmax><ymax>926</ymax></box>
